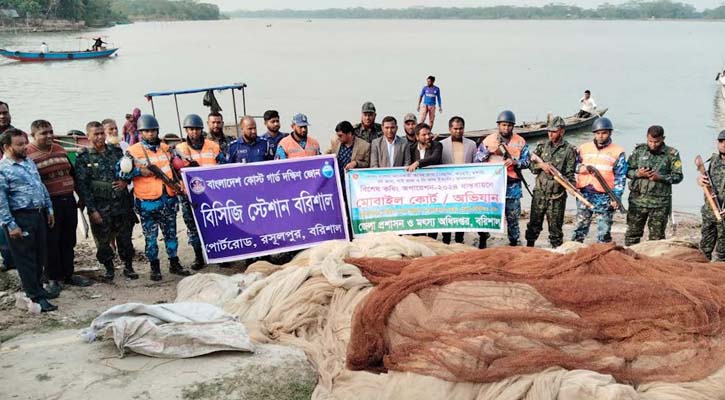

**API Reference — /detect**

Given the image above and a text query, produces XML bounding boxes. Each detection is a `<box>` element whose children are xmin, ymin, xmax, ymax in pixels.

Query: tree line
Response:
<box><xmin>227</xmin><ymin>1</ymin><xmax>725</xmax><ymax>20</ymax></box>
<box><xmin>0</xmin><ymin>0</ymin><xmax>221</xmax><ymax>24</ymax></box>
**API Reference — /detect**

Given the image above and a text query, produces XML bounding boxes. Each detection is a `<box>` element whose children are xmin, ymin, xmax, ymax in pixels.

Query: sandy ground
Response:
<box><xmin>0</xmin><ymin>210</ymin><xmax>703</xmax><ymax>343</ymax></box>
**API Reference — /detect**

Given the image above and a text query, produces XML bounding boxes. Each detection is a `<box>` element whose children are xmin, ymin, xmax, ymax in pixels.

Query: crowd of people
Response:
<box><xmin>0</xmin><ymin>81</ymin><xmax>723</xmax><ymax>313</ymax></box>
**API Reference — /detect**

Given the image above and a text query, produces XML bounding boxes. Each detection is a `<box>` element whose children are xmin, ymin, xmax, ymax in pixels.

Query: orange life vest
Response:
<box><xmin>482</xmin><ymin>133</ymin><xmax>526</xmax><ymax>180</ymax></box>
<box><xmin>576</xmin><ymin>141</ymin><xmax>625</xmax><ymax>193</ymax></box>
<box><xmin>128</xmin><ymin>142</ymin><xmax>176</xmax><ymax>200</ymax></box>
<box><xmin>175</xmin><ymin>139</ymin><xmax>220</xmax><ymax>167</ymax></box>
<box><xmin>278</xmin><ymin>136</ymin><xmax>321</xmax><ymax>159</ymax></box>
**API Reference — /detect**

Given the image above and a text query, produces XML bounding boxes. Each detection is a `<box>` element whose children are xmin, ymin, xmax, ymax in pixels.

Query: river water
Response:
<box><xmin>1</xmin><ymin>18</ymin><xmax>724</xmax><ymax>210</ymax></box>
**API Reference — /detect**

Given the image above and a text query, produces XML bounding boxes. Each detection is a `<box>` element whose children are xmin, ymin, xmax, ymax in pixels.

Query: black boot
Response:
<box><xmin>526</xmin><ymin>241</ymin><xmax>536</xmax><ymax>248</ymax></box>
<box><xmin>101</xmin><ymin>262</ymin><xmax>115</xmax><ymax>283</ymax></box>
<box><xmin>123</xmin><ymin>261</ymin><xmax>139</xmax><ymax>280</ymax></box>
<box><xmin>169</xmin><ymin>257</ymin><xmax>191</xmax><ymax>276</ymax></box>
<box><xmin>150</xmin><ymin>260</ymin><xmax>162</xmax><ymax>281</ymax></box>
<box><xmin>190</xmin><ymin>246</ymin><xmax>206</xmax><ymax>271</ymax></box>
<box><xmin>38</xmin><ymin>298</ymin><xmax>58</xmax><ymax>312</ymax></box>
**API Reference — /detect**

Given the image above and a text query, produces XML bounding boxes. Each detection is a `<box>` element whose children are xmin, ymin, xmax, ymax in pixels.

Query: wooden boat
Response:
<box><xmin>54</xmin><ymin>134</ymin><xmax>90</xmax><ymax>165</ymax></box>
<box><xmin>0</xmin><ymin>48</ymin><xmax>118</xmax><ymax>62</ymax></box>
<box><xmin>442</xmin><ymin>108</ymin><xmax>608</xmax><ymax>143</ymax></box>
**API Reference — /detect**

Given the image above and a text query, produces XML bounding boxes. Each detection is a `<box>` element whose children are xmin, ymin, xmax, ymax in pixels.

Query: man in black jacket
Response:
<box><xmin>405</xmin><ymin>123</ymin><xmax>442</xmax><ymax>171</ymax></box>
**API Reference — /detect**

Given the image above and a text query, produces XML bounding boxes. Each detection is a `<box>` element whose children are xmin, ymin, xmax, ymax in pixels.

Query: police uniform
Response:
<box><xmin>120</xmin><ymin>139</ymin><xmax>188</xmax><ymax>280</ymax></box>
<box><xmin>75</xmin><ymin>145</ymin><xmax>138</xmax><ymax>280</ymax></box>
<box><xmin>624</xmin><ymin>143</ymin><xmax>683</xmax><ymax>245</ymax></box>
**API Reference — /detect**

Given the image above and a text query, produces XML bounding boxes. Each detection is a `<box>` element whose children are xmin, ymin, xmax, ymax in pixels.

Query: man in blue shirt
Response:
<box><xmin>0</xmin><ymin>128</ymin><xmax>57</xmax><ymax>312</ymax></box>
<box><xmin>228</xmin><ymin>116</ymin><xmax>269</xmax><ymax>164</ymax></box>
<box><xmin>260</xmin><ymin>110</ymin><xmax>289</xmax><ymax>159</ymax></box>
<box><xmin>417</xmin><ymin>75</ymin><xmax>443</xmax><ymax>131</ymax></box>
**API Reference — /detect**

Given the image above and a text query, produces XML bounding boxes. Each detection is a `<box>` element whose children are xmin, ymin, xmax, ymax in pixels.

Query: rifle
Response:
<box><xmin>695</xmin><ymin>155</ymin><xmax>725</xmax><ymax>223</ymax></box>
<box><xmin>584</xmin><ymin>165</ymin><xmax>627</xmax><ymax>213</ymax></box>
<box><xmin>530</xmin><ymin>153</ymin><xmax>593</xmax><ymax>209</ymax></box>
<box><xmin>136</xmin><ymin>148</ymin><xmax>185</xmax><ymax>196</ymax></box>
<box><xmin>498</xmin><ymin>143</ymin><xmax>533</xmax><ymax>197</ymax></box>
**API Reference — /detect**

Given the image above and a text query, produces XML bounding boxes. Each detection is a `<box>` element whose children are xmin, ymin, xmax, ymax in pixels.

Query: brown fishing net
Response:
<box><xmin>345</xmin><ymin>243</ymin><xmax>725</xmax><ymax>385</ymax></box>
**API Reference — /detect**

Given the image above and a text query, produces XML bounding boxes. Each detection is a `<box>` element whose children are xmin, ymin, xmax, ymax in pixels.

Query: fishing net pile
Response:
<box><xmin>176</xmin><ymin>235</ymin><xmax>725</xmax><ymax>400</ymax></box>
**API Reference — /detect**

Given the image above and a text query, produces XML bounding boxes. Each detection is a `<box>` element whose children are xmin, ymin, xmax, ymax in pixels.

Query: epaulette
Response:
<box><xmin>634</xmin><ymin>143</ymin><xmax>647</xmax><ymax>149</ymax></box>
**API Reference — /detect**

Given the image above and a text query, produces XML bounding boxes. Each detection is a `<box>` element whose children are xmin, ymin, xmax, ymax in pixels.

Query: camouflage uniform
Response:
<box><xmin>624</xmin><ymin>143</ymin><xmax>683</xmax><ymax>246</ymax></box>
<box><xmin>571</xmin><ymin>141</ymin><xmax>628</xmax><ymax>243</ymax></box>
<box><xmin>525</xmin><ymin>140</ymin><xmax>577</xmax><ymax>247</ymax></box>
<box><xmin>700</xmin><ymin>154</ymin><xmax>725</xmax><ymax>261</ymax></box>
<box><xmin>75</xmin><ymin>146</ymin><xmax>138</xmax><ymax>279</ymax></box>
<box><xmin>353</xmin><ymin>122</ymin><xmax>383</xmax><ymax>144</ymax></box>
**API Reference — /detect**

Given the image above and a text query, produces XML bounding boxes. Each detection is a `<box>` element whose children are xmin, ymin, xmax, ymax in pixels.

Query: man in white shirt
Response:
<box><xmin>40</xmin><ymin>42</ymin><xmax>49</xmax><ymax>54</ymax></box>
<box><xmin>577</xmin><ymin>90</ymin><xmax>597</xmax><ymax>118</ymax></box>
<box><xmin>370</xmin><ymin>116</ymin><xmax>407</xmax><ymax>168</ymax></box>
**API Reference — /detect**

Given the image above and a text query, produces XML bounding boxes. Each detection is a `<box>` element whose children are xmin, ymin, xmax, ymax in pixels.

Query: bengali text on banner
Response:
<box><xmin>346</xmin><ymin>164</ymin><xmax>506</xmax><ymax>236</ymax></box>
<box><xmin>181</xmin><ymin>155</ymin><xmax>349</xmax><ymax>263</ymax></box>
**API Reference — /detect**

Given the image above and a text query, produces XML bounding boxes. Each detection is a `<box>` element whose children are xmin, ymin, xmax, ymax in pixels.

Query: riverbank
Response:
<box><xmin>0</xmin><ymin>18</ymin><xmax>87</xmax><ymax>33</ymax></box>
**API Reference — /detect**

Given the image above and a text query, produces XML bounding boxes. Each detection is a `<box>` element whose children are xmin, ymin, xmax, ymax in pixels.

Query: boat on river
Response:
<box><xmin>0</xmin><ymin>47</ymin><xmax>118</xmax><ymax>62</ymax></box>
<box><xmin>438</xmin><ymin>108</ymin><xmax>609</xmax><ymax>143</ymax></box>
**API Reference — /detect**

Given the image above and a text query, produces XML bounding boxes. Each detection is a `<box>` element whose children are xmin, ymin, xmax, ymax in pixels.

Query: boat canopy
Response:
<box><xmin>145</xmin><ymin>83</ymin><xmax>247</xmax><ymax>98</ymax></box>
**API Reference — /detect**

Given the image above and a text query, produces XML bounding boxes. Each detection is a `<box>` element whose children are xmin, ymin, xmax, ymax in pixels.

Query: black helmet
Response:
<box><xmin>137</xmin><ymin>114</ymin><xmax>159</xmax><ymax>131</ymax></box>
<box><xmin>496</xmin><ymin>110</ymin><xmax>516</xmax><ymax>124</ymax></box>
<box><xmin>183</xmin><ymin>114</ymin><xmax>204</xmax><ymax>129</ymax></box>
<box><xmin>591</xmin><ymin>117</ymin><xmax>614</xmax><ymax>132</ymax></box>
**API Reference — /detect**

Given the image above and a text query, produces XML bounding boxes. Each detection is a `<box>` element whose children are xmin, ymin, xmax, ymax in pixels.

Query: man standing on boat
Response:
<box><xmin>524</xmin><ymin>116</ymin><xmax>577</xmax><ymax>248</ymax></box>
<box><xmin>402</xmin><ymin>113</ymin><xmax>418</xmax><ymax>145</ymax></box>
<box><xmin>475</xmin><ymin>110</ymin><xmax>530</xmax><ymax>248</ymax></box>
<box><xmin>572</xmin><ymin>117</ymin><xmax>627</xmax><ymax>243</ymax></box>
<box><xmin>228</xmin><ymin>116</ymin><xmax>269</xmax><ymax>164</ymax></box>
<box><xmin>624</xmin><ymin>126</ymin><xmax>682</xmax><ymax>246</ymax></box>
<box><xmin>120</xmin><ymin>115</ymin><xmax>190</xmax><ymax>281</ymax></box>
<box><xmin>175</xmin><ymin>114</ymin><xmax>225</xmax><ymax>271</ymax></box>
<box><xmin>206</xmin><ymin>112</ymin><xmax>234</xmax><ymax>157</ymax></box>
<box><xmin>440</xmin><ymin>116</ymin><xmax>476</xmax><ymax>245</ymax></box>
<box><xmin>27</xmin><ymin>120</ymin><xmax>91</xmax><ymax>294</ymax></box>
<box><xmin>75</xmin><ymin>121</ymin><xmax>138</xmax><ymax>282</ymax></box>
<box><xmin>577</xmin><ymin>90</ymin><xmax>598</xmax><ymax>118</ymax></box>
<box><xmin>276</xmin><ymin>114</ymin><xmax>321</xmax><ymax>159</ymax></box>
<box><xmin>0</xmin><ymin>128</ymin><xmax>57</xmax><ymax>312</ymax></box>
<box><xmin>417</xmin><ymin>76</ymin><xmax>442</xmax><ymax>131</ymax></box>
<box><xmin>353</xmin><ymin>102</ymin><xmax>382</xmax><ymax>144</ymax></box>
<box><xmin>260</xmin><ymin>110</ymin><xmax>289</xmax><ymax>159</ymax></box>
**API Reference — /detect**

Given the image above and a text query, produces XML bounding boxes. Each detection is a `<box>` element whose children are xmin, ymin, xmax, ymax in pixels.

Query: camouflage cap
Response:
<box><xmin>547</xmin><ymin>116</ymin><xmax>565</xmax><ymax>131</ymax></box>
<box><xmin>718</xmin><ymin>130</ymin><xmax>725</xmax><ymax>140</ymax></box>
<box><xmin>403</xmin><ymin>113</ymin><xmax>417</xmax><ymax>123</ymax></box>
<box><xmin>361</xmin><ymin>101</ymin><xmax>376</xmax><ymax>113</ymax></box>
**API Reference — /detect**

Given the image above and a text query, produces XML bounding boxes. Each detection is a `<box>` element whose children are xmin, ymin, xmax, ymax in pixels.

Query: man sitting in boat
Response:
<box><xmin>91</xmin><ymin>38</ymin><xmax>106</xmax><ymax>52</ymax></box>
<box><xmin>40</xmin><ymin>42</ymin><xmax>49</xmax><ymax>54</ymax></box>
<box><xmin>577</xmin><ymin>90</ymin><xmax>598</xmax><ymax>118</ymax></box>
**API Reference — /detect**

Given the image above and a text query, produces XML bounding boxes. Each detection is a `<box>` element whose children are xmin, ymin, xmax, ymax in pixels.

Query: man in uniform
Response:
<box><xmin>76</xmin><ymin>121</ymin><xmax>138</xmax><ymax>282</ymax></box>
<box><xmin>353</xmin><ymin>102</ymin><xmax>382</xmax><ymax>144</ymax></box>
<box><xmin>27</xmin><ymin>120</ymin><xmax>90</xmax><ymax>293</ymax></box>
<box><xmin>572</xmin><ymin>117</ymin><xmax>627</xmax><ymax>243</ymax></box>
<box><xmin>475</xmin><ymin>110</ymin><xmax>530</xmax><ymax>248</ymax></box>
<box><xmin>624</xmin><ymin>125</ymin><xmax>683</xmax><ymax>245</ymax></box>
<box><xmin>260</xmin><ymin>110</ymin><xmax>289</xmax><ymax>159</ymax></box>
<box><xmin>206</xmin><ymin>112</ymin><xmax>234</xmax><ymax>157</ymax></box>
<box><xmin>0</xmin><ymin>128</ymin><xmax>57</xmax><ymax>311</ymax></box>
<box><xmin>228</xmin><ymin>116</ymin><xmax>269</xmax><ymax>164</ymax></box>
<box><xmin>119</xmin><ymin>114</ymin><xmax>190</xmax><ymax>281</ymax></box>
<box><xmin>524</xmin><ymin>116</ymin><xmax>577</xmax><ymax>248</ymax></box>
<box><xmin>697</xmin><ymin>130</ymin><xmax>725</xmax><ymax>261</ymax></box>
<box><xmin>276</xmin><ymin>114</ymin><xmax>322</xmax><ymax>159</ymax></box>
<box><xmin>175</xmin><ymin>114</ymin><xmax>225</xmax><ymax>270</ymax></box>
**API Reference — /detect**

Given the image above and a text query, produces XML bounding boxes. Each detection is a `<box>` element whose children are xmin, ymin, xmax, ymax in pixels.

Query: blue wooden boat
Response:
<box><xmin>0</xmin><ymin>48</ymin><xmax>118</xmax><ymax>62</ymax></box>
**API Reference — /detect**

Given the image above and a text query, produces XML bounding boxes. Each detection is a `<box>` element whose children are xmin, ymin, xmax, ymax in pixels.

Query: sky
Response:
<box><xmin>207</xmin><ymin>0</ymin><xmax>724</xmax><ymax>12</ymax></box>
